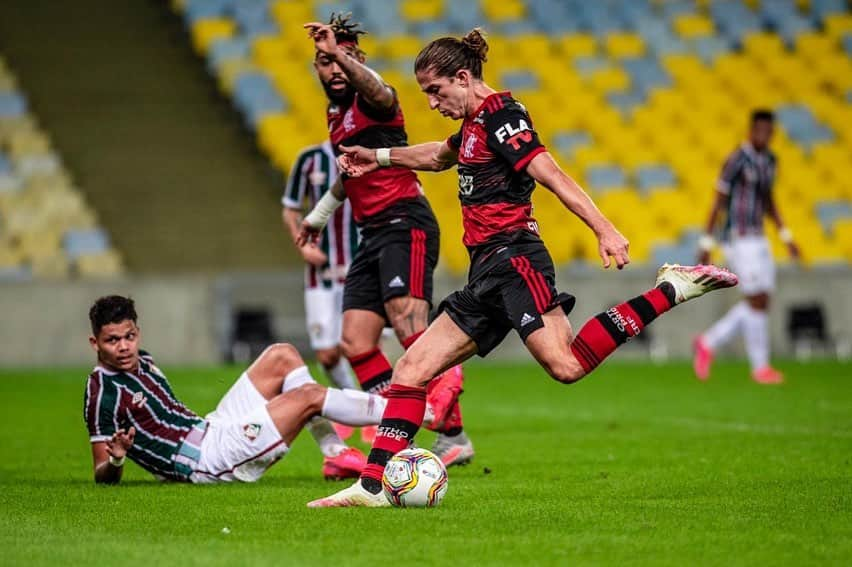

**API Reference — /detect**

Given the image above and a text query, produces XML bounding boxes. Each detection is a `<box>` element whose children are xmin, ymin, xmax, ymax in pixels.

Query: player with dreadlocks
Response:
<box><xmin>298</xmin><ymin>14</ymin><xmax>474</xmax><ymax>466</ymax></box>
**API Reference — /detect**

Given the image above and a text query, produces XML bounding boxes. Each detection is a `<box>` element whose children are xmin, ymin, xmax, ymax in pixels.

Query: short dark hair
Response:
<box><xmin>414</xmin><ymin>28</ymin><xmax>489</xmax><ymax>80</ymax></box>
<box><xmin>89</xmin><ymin>295</ymin><xmax>137</xmax><ymax>335</ymax></box>
<box><xmin>751</xmin><ymin>109</ymin><xmax>775</xmax><ymax>124</ymax></box>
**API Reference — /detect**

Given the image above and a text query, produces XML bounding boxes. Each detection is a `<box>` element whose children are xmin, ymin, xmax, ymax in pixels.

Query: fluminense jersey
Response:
<box><xmin>283</xmin><ymin>141</ymin><xmax>360</xmax><ymax>288</ymax></box>
<box><xmin>83</xmin><ymin>351</ymin><xmax>203</xmax><ymax>481</ymax></box>
<box><xmin>446</xmin><ymin>91</ymin><xmax>547</xmax><ymax>250</ymax></box>
<box><xmin>327</xmin><ymin>91</ymin><xmax>423</xmax><ymax>226</ymax></box>
<box><xmin>716</xmin><ymin>142</ymin><xmax>777</xmax><ymax>242</ymax></box>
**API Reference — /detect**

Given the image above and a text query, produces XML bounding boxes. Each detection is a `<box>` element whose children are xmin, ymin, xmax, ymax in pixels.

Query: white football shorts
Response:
<box><xmin>721</xmin><ymin>235</ymin><xmax>776</xmax><ymax>295</ymax></box>
<box><xmin>191</xmin><ymin>373</ymin><xmax>287</xmax><ymax>483</ymax></box>
<box><xmin>305</xmin><ymin>283</ymin><xmax>345</xmax><ymax>351</ymax></box>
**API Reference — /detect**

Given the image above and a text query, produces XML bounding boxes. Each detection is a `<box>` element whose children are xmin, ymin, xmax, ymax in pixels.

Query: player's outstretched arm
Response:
<box><xmin>338</xmin><ymin>141</ymin><xmax>457</xmax><ymax>177</ymax></box>
<box><xmin>91</xmin><ymin>427</ymin><xmax>135</xmax><ymax>484</ymax></box>
<box><xmin>296</xmin><ymin>178</ymin><xmax>347</xmax><ymax>247</ymax></box>
<box><xmin>526</xmin><ymin>151</ymin><xmax>630</xmax><ymax>270</ymax></box>
<box><xmin>304</xmin><ymin>22</ymin><xmax>394</xmax><ymax>110</ymax></box>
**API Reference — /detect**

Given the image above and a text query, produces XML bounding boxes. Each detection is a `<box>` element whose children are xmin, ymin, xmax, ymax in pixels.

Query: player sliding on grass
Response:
<box><xmin>83</xmin><ymin>295</ymin><xmax>452</xmax><ymax>484</ymax></box>
<box><xmin>300</xmin><ymin>13</ymin><xmax>472</xmax><ymax>466</ymax></box>
<box><xmin>303</xmin><ymin>29</ymin><xmax>739</xmax><ymax>507</ymax></box>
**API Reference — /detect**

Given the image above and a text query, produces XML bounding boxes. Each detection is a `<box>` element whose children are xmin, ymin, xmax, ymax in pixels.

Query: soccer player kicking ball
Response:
<box><xmin>304</xmin><ymin>29</ymin><xmax>738</xmax><ymax>507</ymax></box>
<box><xmin>300</xmin><ymin>14</ymin><xmax>473</xmax><ymax>465</ymax></box>
<box><xmin>83</xmin><ymin>295</ymin><xmax>451</xmax><ymax>484</ymax></box>
<box><xmin>693</xmin><ymin>110</ymin><xmax>800</xmax><ymax>384</ymax></box>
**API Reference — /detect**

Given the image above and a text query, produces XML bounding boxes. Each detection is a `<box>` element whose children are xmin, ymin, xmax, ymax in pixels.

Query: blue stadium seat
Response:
<box><xmin>586</xmin><ymin>165</ymin><xmax>626</xmax><ymax>190</ymax></box>
<box><xmin>500</xmin><ymin>71</ymin><xmax>539</xmax><ymax>92</ymax></box>
<box><xmin>843</xmin><ymin>33</ymin><xmax>852</xmax><ymax>57</ymax></box>
<box><xmin>233</xmin><ymin>72</ymin><xmax>285</xmax><ymax>128</ymax></box>
<box><xmin>636</xmin><ymin>165</ymin><xmax>676</xmax><ymax>192</ymax></box>
<box><xmin>811</xmin><ymin>0</ymin><xmax>847</xmax><ymax>22</ymax></box>
<box><xmin>652</xmin><ymin>242</ymin><xmax>695</xmax><ymax>266</ymax></box>
<box><xmin>0</xmin><ymin>152</ymin><xmax>11</xmax><ymax>175</ymax></box>
<box><xmin>184</xmin><ymin>0</ymin><xmax>231</xmax><ymax>24</ymax></box>
<box><xmin>622</xmin><ymin>57</ymin><xmax>671</xmax><ymax>94</ymax></box>
<box><xmin>207</xmin><ymin>37</ymin><xmax>250</xmax><ymax>71</ymax></box>
<box><xmin>607</xmin><ymin>90</ymin><xmax>646</xmax><ymax>116</ymax></box>
<box><xmin>693</xmin><ymin>36</ymin><xmax>730</xmax><ymax>63</ymax></box>
<box><xmin>573</xmin><ymin>56</ymin><xmax>607</xmax><ymax>76</ymax></box>
<box><xmin>816</xmin><ymin>201</ymin><xmax>852</xmax><ymax>232</ymax></box>
<box><xmin>660</xmin><ymin>0</ymin><xmax>696</xmax><ymax>21</ymax></box>
<box><xmin>759</xmin><ymin>0</ymin><xmax>798</xmax><ymax>28</ymax></box>
<box><xmin>444</xmin><ymin>2</ymin><xmax>484</xmax><ymax>33</ymax></box>
<box><xmin>552</xmin><ymin>131</ymin><xmax>592</xmax><ymax>156</ymax></box>
<box><xmin>63</xmin><ymin>229</ymin><xmax>110</xmax><ymax>260</ymax></box>
<box><xmin>776</xmin><ymin>104</ymin><xmax>835</xmax><ymax>148</ymax></box>
<box><xmin>0</xmin><ymin>92</ymin><xmax>27</xmax><ymax>117</ymax></box>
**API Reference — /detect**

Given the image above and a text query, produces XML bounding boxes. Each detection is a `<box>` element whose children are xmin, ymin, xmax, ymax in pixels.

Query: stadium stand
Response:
<box><xmin>177</xmin><ymin>0</ymin><xmax>851</xmax><ymax>273</ymax></box>
<box><xmin>0</xmin><ymin>55</ymin><xmax>123</xmax><ymax>280</ymax></box>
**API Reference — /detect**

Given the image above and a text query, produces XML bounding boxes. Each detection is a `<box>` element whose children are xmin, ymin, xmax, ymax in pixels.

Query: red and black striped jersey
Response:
<box><xmin>447</xmin><ymin>91</ymin><xmax>547</xmax><ymax>250</ymax></box>
<box><xmin>327</xmin><ymin>92</ymin><xmax>423</xmax><ymax>225</ymax></box>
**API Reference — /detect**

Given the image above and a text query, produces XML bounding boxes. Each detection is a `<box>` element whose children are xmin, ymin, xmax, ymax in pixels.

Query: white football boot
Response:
<box><xmin>655</xmin><ymin>263</ymin><xmax>738</xmax><ymax>304</ymax></box>
<box><xmin>307</xmin><ymin>480</ymin><xmax>390</xmax><ymax>508</ymax></box>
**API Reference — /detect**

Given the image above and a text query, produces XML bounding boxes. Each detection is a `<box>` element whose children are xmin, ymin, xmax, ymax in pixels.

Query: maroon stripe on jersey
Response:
<box><xmin>409</xmin><ymin>228</ymin><xmax>426</xmax><ymax>298</ymax></box>
<box><xmin>461</xmin><ymin>202</ymin><xmax>537</xmax><ymax>247</ymax></box>
<box><xmin>513</xmin><ymin>146</ymin><xmax>547</xmax><ymax>172</ymax></box>
<box><xmin>86</xmin><ymin>371</ymin><xmax>102</xmax><ymax>434</ymax></box>
<box><xmin>135</xmin><ymin>368</ymin><xmax>196</xmax><ymax>419</ymax></box>
<box><xmin>117</xmin><ymin>386</ymin><xmax>187</xmax><ymax>444</ymax></box>
<box><xmin>333</xmin><ymin>207</ymin><xmax>345</xmax><ymax>267</ymax></box>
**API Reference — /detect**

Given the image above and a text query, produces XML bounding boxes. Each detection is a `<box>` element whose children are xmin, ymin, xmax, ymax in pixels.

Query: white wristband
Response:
<box><xmin>109</xmin><ymin>455</ymin><xmax>125</xmax><ymax>467</ymax></box>
<box><xmin>376</xmin><ymin>147</ymin><xmax>392</xmax><ymax>167</ymax></box>
<box><xmin>303</xmin><ymin>190</ymin><xmax>344</xmax><ymax>230</ymax></box>
<box><xmin>779</xmin><ymin>227</ymin><xmax>793</xmax><ymax>244</ymax></box>
<box><xmin>698</xmin><ymin>234</ymin><xmax>716</xmax><ymax>252</ymax></box>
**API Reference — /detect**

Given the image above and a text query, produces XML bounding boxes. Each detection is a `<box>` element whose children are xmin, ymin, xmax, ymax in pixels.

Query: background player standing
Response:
<box><xmin>693</xmin><ymin>110</ymin><xmax>800</xmax><ymax>384</ymax></box>
<box><xmin>300</xmin><ymin>14</ymin><xmax>473</xmax><ymax>465</ymax></box>
<box><xmin>282</xmin><ymin>139</ymin><xmax>359</xmax><ymax>394</ymax></box>
<box><xmin>306</xmin><ymin>28</ymin><xmax>738</xmax><ymax>507</ymax></box>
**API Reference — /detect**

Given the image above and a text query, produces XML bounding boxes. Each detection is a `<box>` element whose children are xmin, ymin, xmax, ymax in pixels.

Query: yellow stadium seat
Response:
<box><xmin>31</xmin><ymin>254</ymin><xmax>69</xmax><ymax>280</ymax></box>
<box><xmin>270</xmin><ymin>1</ymin><xmax>314</xmax><ymax>36</ymax></box>
<box><xmin>742</xmin><ymin>32</ymin><xmax>785</xmax><ymax>57</ymax></box>
<box><xmin>384</xmin><ymin>35</ymin><xmax>426</xmax><ymax>60</ymax></box>
<box><xmin>672</xmin><ymin>14</ymin><xmax>715</xmax><ymax>38</ymax></box>
<box><xmin>604</xmin><ymin>32</ymin><xmax>645</xmax><ymax>59</ymax></box>
<box><xmin>76</xmin><ymin>250</ymin><xmax>124</xmax><ymax>278</ymax></box>
<box><xmin>401</xmin><ymin>0</ymin><xmax>444</xmax><ymax>21</ymax></box>
<box><xmin>794</xmin><ymin>32</ymin><xmax>835</xmax><ymax>60</ymax></box>
<box><xmin>217</xmin><ymin>58</ymin><xmax>258</xmax><ymax>94</ymax></box>
<box><xmin>191</xmin><ymin>18</ymin><xmax>236</xmax><ymax>55</ymax></box>
<box><xmin>558</xmin><ymin>34</ymin><xmax>597</xmax><ymax>59</ymax></box>
<box><xmin>587</xmin><ymin>66</ymin><xmax>630</xmax><ymax>93</ymax></box>
<box><xmin>480</xmin><ymin>0</ymin><xmax>526</xmax><ymax>22</ymax></box>
<box><xmin>823</xmin><ymin>13</ymin><xmax>852</xmax><ymax>40</ymax></box>
<box><xmin>833</xmin><ymin>220</ymin><xmax>852</xmax><ymax>260</ymax></box>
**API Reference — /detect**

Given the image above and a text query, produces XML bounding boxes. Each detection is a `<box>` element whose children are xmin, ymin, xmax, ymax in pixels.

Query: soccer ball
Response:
<box><xmin>382</xmin><ymin>447</ymin><xmax>448</xmax><ymax>507</ymax></box>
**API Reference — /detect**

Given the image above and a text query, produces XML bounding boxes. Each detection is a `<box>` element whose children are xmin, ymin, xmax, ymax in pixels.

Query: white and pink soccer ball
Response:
<box><xmin>382</xmin><ymin>448</ymin><xmax>448</xmax><ymax>507</ymax></box>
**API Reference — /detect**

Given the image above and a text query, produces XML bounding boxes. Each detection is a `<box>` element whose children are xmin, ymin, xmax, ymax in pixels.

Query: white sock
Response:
<box><xmin>743</xmin><ymin>306</ymin><xmax>770</xmax><ymax>371</ymax></box>
<box><xmin>281</xmin><ymin>365</ymin><xmax>347</xmax><ymax>457</ymax></box>
<box><xmin>326</xmin><ymin>358</ymin><xmax>357</xmax><ymax>390</ymax></box>
<box><xmin>321</xmin><ymin>388</ymin><xmax>388</xmax><ymax>426</ymax></box>
<box><xmin>704</xmin><ymin>301</ymin><xmax>748</xmax><ymax>350</ymax></box>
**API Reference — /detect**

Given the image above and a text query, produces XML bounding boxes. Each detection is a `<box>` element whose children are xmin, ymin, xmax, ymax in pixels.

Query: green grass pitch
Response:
<box><xmin>2</xmin><ymin>360</ymin><xmax>851</xmax><ymax>566</ymax></box>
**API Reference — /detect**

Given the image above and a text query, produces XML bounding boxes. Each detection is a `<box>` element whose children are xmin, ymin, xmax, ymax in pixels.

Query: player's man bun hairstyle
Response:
<box><xmin>414</xmin><ymin>28</ymin><xmax>489</xmax><ymax>80</ymax></box>
<box><xmin>89</xmin><ymin>295</ymin><xmax>138</xmax><ymax>335</ymax></box>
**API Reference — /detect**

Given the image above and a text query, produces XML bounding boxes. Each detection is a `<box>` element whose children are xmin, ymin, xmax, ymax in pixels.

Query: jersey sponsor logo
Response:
<box><xmin>463</xmin><ymin>133</ymin><xmax>478</xmax><ymax>158</ymax></box>
<box><xmin>459</xmin><ymin>174</ymin><xmax>474</xmax><ymax>196</ymax></box>
<box><xmin>388</xmin><ymin>275</ymin><xmax>405</xmax><ymax>288</ymax></box>
<box><xmin>520</xmin><ymin>313</ymin><xmax>536</xmax><ymax>327</ymax></box>
<box><xmin>377</xmin><ymin>426</ymin><xmax>409</xmax><ymax>442</ymax></box>
<box><xmin>243</xmin><ymin>423</ymin><xmax>262</xmax><ymax>441</ymax></box>
<box><xmin>606</xmin><ymin>307</ymin><xmax>640</xmax><ymax>338</ymax></box>
<box><xmin>496</xmin><ymin>119</ymin><xmax>533</xmax><ymax>150</ymax></box>
<box><xmin>343</xmin><ymin>108</ymin><xmax>356</xmax><ymax>132</ymax></box>
<box><xmin>132</xmin><ymin>391</ymin><xmax>148</xmax><ymax>407</ymax></box>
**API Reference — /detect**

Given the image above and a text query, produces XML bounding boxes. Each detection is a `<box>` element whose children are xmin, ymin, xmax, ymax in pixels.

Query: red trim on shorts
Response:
<box><xmin>510</xmin><ymin>255</ymin><xmax>552</xmax><ymax>314</ymax></box>
<box><xmin>409</xmin><ymin>228</ymin><xmax>426</xmax><ymax>298</ymax></box>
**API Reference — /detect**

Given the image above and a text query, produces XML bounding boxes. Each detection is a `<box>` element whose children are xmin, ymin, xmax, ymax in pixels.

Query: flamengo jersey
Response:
<box><xmin>716</xmin><ymin>142</ymin><xmax>776</xmax><ymax>242</ymax></box>
<box><xmin>447</xmin><ymin>91</ymin><xmax>547</xmax><ymax>249</ymax></box>
<box><xmin>327</xmin><ymin>92</ymin><xmax>422</xmax><ymax>224</ymax></box>
<box><xmin>83</xmin><ymin>351</ymin><xmax>203</xmax><ymax>481</ymax></box>
<box><xmin>283</xmin><ymin>141</ymin><xmax>360</xmax><ymax>288</ymax></box>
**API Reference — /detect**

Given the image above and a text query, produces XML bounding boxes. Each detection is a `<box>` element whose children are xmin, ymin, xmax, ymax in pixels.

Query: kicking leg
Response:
<box><xmin>307</xmin><ymin>313</ymin><xmax>478</xmax><ymax>508</ymax></box>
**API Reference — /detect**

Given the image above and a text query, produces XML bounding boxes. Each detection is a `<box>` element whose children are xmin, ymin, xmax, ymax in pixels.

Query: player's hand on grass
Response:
<box><xmin>597</xmin><ymin>225</ymin><xmax>630</xmax><ymax>270</ymax></box>
<box><xmin>300</xmin><ymin>243</ymin><xmax>328</xmax><ymax>267</ymax></box>
<box><xmin>106</xmin><ymin>427</ymin><xmax>135</xmax><ymax>459</ymax></box>
<box><xmin>337</xmin><ymin>145</ymin><xmax>380</xmax><ymax>177</ymax></box>
<box><xmin>296</xmin><ymin>220</ymin><xmax>322</xmax><ymax>247</ymax></box>
<box><xmin>304</xmin><ymin>22</ymin><xmax>338</xmax><ymax>57</ymax></box>
<box><xmin>697</xmin><ymin>250</ymin><xmax>711</xmax><ymax>265</ymax></box>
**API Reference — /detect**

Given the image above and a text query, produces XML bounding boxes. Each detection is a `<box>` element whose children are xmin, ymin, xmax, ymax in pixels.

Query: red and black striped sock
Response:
<box><xmin>570</xmin><ymin>283</ymin><xmax>676</xmax><ymax>373</ymax></box>
<box><xmin>361</xmin><ymin>384</ymin><xmax>426</xmax><ymax>493</ymax></box>
<box><xmin>348</xmin><ymin>348</ymin><xmax>393</xmax><ymax>397</ymax></box>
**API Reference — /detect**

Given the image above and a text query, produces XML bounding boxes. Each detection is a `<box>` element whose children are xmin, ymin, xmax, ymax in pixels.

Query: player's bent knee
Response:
<box><xmin>291</xmin><ymin>383</ymin><xmax>327</xmax><ymax>413</ymax></box>
<box><xmin>391</xmin><ymin>354</ymin><xmax>426</xmax><ymax>388</ymax></box>
<box><xmin>262</xmin><ymin>343</ymin><xmax>304</xmax><ymax>373</ymax></box>
<box><xmin>547</xmin><ymin>361</ymin><xmax>585</xmax><ymax>385</ymax></box>
<box><xmin>316</xmin><ymin>349</ymin><xmax>341</xmax><ymax>369</ymax></box>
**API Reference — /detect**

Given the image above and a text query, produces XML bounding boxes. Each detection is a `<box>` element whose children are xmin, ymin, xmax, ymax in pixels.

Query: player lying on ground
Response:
<box><xmin>300</xmin><ymin>13</ymin><xmax>473</xmax><ymax>466</ymax></box>
<box><xmin>83</xmin><ymin>295</ymin><xmax>453</xmax><ymax>484</ymax></box>
<box><xmin>693</xmin><ymin>110</ymin><xmax>800</xmax><ymax>384</ymax></box>
<box><xmin>301</xmin><ymin>29</ymin><xmax>739</xmax><ymax>507</ymax></box>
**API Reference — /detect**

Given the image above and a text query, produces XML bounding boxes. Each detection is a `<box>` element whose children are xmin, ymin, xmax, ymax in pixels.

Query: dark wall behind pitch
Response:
<box><xmin>0</xmin><ymin>0</ymin><xmax>298</xmax><ymax>272</ymax></box>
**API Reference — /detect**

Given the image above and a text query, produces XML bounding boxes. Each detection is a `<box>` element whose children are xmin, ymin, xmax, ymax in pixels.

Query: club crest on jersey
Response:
<box><xmin>131</xmin><ymin>391</ymin><xmax>147</xmax><ymax>407</ymax></box>
<box><xmin>459</xmin><ymin>174</ymin><xmax>474</xmax><ymax>196</ymax></box>
<box><xmin>309</xmin><ymin>170</ymin><xmax>327</xmax><ymax>186</ymax></box>
<box><xmin>463</xmin><ymin>134</ymin><xmax>478</xmax><ymax>158</ymax></box>
<box><xmin>243</xmin><ymin>423</ymin><xmax>262</xmax><ymax>441</ymax></box>
<box><xmin>343</xmin><ymin>108</ymin><xmax>356</xmax><ymax>132</ymax></box>
<box><xmin>496</xmin><ymin>119</ymin><xmax>533</xmax><ymax>150</ymax></box>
